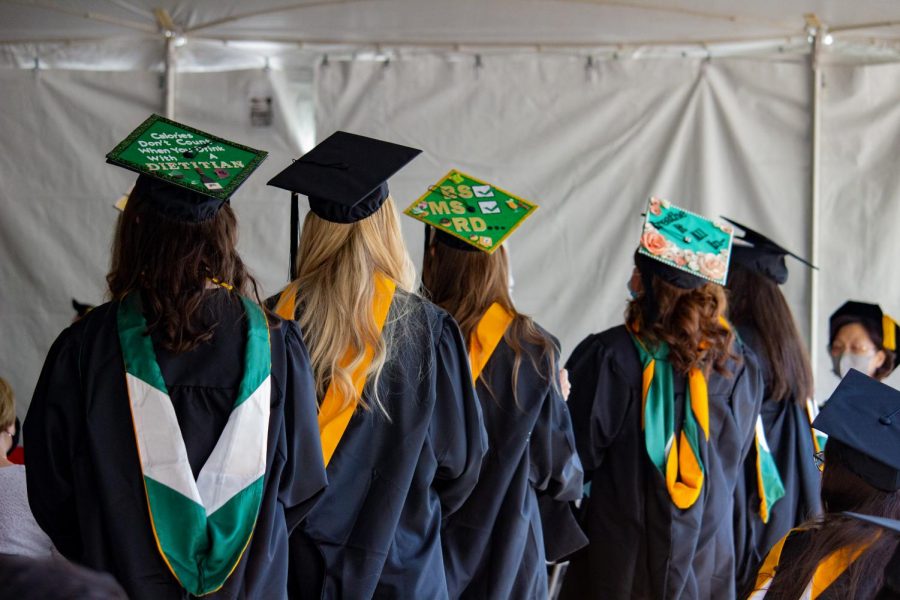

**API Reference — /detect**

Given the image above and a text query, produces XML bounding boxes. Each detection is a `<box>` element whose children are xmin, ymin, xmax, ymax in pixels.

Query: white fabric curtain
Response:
<box><xmin>819</xmin><ymin>61</ymin><xmax>900</xmax><ymax>395</ymax></box>
<box><xmin>0</xmin><ymin>67</ymin><xmax>314</xmax><ymax>420</ymax></box>
<box><xmin>316</xmin><ymin>54</ymin><xmax>816</xmax><ymax>381</ymax></box>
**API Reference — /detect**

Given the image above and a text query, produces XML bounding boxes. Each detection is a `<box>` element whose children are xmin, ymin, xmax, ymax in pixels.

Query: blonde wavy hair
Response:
<box><xmin>0</xmin><ymin>377</ymin><xmax>15</xmax><ymax>431</ymax></box>
<box><xmin>293</xmin><ymin>196</ymin><xmax>416</xmax><ymax>417</ymax></box>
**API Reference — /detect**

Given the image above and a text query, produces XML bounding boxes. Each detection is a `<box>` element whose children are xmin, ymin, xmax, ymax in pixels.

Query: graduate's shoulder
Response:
<box><xmin>391</xmin><ymin>288</ymin><xmax>458</xmax><ymax>341</ymax></box>
<box><xmin>567</xmin><ymin>324</ymin><xmax>637</xmax><ymax>370</ymax></box>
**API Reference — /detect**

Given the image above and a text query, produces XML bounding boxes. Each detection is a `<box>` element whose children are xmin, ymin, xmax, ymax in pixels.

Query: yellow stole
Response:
<box><xmin>754</xmin><ymin>528</ymin><xmax>876</xmax><ymax>598</ymax></box>
<box><xmin>468</xmin><ymin>302</ymin><xmax>515</xmax><ymax>383</ymax></box>
<box><xmin>275</xmin><ymin>273</ymin><xmax>397</xmax><ymax>467</ymax></box>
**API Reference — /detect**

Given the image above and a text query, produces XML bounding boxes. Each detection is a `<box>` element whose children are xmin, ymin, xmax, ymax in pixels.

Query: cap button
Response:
<box><xmin>879</xmin><ymin>416</ymin><xmax>893</xmax><ymax>425</ymax></box>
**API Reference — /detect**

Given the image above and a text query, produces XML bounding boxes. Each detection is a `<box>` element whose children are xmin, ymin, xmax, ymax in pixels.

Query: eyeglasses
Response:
<box><xmin>814</xmin><ymin>451</ymin><xmax>825</xmax><ymax>472</ymax></box>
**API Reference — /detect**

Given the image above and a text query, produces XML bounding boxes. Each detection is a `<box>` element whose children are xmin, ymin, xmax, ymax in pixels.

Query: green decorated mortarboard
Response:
<box><xmin>638</xmin><ymin>197</ymin><xmax>734</xmax><ymax>286</ymax></box>
<box><xmin>106</xmin><ymin>114</ymin><xmax>267</xmax><ymax>222</ymax></box>
<box><xmin>404</xmin><ymin>170</ymin><xmax>537</xmax><ymax>254</ymax></box>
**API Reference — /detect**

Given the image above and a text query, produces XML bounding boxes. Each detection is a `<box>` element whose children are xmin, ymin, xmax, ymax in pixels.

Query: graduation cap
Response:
<box><xmin>722</xmin><ymin>217</ymin><xmax>816</xmax><ymax>285</ymax></box>
<box><xmin>829</xmin><ymin>301</ymin><xmax>900</xmax><ymax>356</ymax></box>
<box><xmin>268</xmin><ymin>131</ymin><xmax>422</xmax><ymax>278</ymax></box>
<box><xmin>106</xmin><ymin>114</ymin><xmax>267</xmax><ymax>223</ymax></box>
<box><xmin>636</xmin><ymin>197</ymin><xmax>735</xmax><ymax>289</ymax></box>
<box><xmin>405</xmin><ymin>170</ymin><xmax>537</xmax><ymax>254</ymax></box>
<box><xmin>844</xmin><ymin>512</ymin><xmax>900</xmax><ymax>534</ymax></box>
<box><xmin>72</xmin><ymin>299</ymin><xmax>94</xmax><ymax>318</ymax></box>
<box><xmin>813</xmin><ymin>369</ymin><xmax>900</xmax><ymax>491</ymax></box>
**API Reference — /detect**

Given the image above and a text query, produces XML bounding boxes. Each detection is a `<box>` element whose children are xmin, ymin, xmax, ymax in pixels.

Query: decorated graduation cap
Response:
<box><xmin>106</xmin><ymin>114</ymin><xmax>267</xmax><ymax>223</ymax></box>
<box><xmin>813</xmin><ymin>369</ymin><xmax>900</xmax><ymax>491</ymax></box>
<box><xmin>267</xmin><ymin>131</ymin><xmax>422</xmax><ymax>277</ymax></box>
<box><xmin>723</xmin><ymin>217</ymin><xmax>816</xmax><ymax>285</ymax></box>
<box><xmin>405</xmin><ymin>169</ymin><xmax>537</xmax><ymax>255</ymax></box>
<box><xmin>829</xmin><ymin>301</ymin><xmax>900</xmax><ymax>356</ymax></box>
<box><xmin>636</xmin><ymin>197</ymin><xmax>734</xmax><ymax>289</ymax></box>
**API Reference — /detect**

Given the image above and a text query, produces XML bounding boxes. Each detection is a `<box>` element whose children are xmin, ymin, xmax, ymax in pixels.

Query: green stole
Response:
<box><xmin>117</xmin><ymin>292</ymin><xmax>271</xmax><ymax>596</ymax></box>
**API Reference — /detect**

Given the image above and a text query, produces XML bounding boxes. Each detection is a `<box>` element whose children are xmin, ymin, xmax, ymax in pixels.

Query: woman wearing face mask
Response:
<box><xmin>828</xmin><ymin>301</ymin><xmax>900</xmax><ymax>381</ymax></box>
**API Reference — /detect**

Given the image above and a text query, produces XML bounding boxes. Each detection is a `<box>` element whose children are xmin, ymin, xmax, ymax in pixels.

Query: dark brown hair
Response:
<box><xmin>726</xmin><ymin>265</ymin><xmax>814</xmax><ymax>403</ymax></box>
<box><xmin>759</xmin><ymin>441</ymin><xmax>900</xmax><ymax>600</ymax></box>
<box><xmin>626</xmin><ymin>272</ymin><xmax>736</xmax><ymax>377</ymax></box>
<box><xmin>422</xmin><ymin>241</ymin><xmax>557</xmax><ymax>402</ymax></box>
<box><xmin>107</xmin><ymin>191</ymin><xmax>263</xmax><ymax>354</ymax></box>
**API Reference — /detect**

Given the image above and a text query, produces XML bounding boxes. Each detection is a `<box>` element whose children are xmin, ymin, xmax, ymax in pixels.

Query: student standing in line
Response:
<box><xmin>559</xmin><ymin>198</ymin><xmax>763</xmax><ymax>600</ymax></box>
<box><xmin>750</xmin><ymin>370</ymin><xmax>900</xmax><ymax>599</ymax></box>
<box><xmin>267</xmin><ymin>132</ymin><xmax>487</xmax><ymax>599</ymax></box>
<box><xmin>421</xmin><ymin>222</ymin><xmax>586</xmax><ymax>599</ymax></box>
<box><xmin>724</xmin><ymin>220</ymin><xmax>823</xmax><ymax>593</ymax></box>
<box><xmin>25</xmin><ymin>117</ymin><xmax>327</xmax><ymax>599</ymax></box>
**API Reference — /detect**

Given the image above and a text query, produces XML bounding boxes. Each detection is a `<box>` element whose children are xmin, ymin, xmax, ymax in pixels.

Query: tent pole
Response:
<box><xmin>163</xmin><ymin>33</ymin><xmax>176</xmax><ymax>118</ymax></box>
<box><xmin>808</xmin><ymin>24</ymin><xmax>823</xmax><ymax>391</ymax></box>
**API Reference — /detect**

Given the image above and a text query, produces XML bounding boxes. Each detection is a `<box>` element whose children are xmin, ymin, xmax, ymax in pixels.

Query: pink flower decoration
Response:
<box><xmin>641</xmin><ymin>230</ymin><xmax>668</xmax><ymax>256</ymax></box>
<box><xmin>698</xmin><ymin>253</ymin><xmax>727</xmax><ymax>281</ymax></box>
<box><xmin>649</xmin><ymin>198</ymin><xmax>663</xmax><ymax>216</ymax></box>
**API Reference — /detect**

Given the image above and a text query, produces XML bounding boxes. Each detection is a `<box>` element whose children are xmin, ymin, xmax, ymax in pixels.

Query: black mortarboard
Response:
<box><xmin>829</xmin><ymin>300</ymin><xmax>900</xmax><ymax>354</ymax></box>
<box><xmin>723</xmin><ymin>217</ymin><xmax>816</xmax><ymax>285</ymax></box>
<box><xmin>106</xmin><ymin>115</ymin><xmax>267</xmax><ymax>224</ymax></box>
<box><xmin>268</xmin><ymin>131</ymin><xmax>422</xmax><ymax>224</ymax></box>
<box><xmin>844</xmin><ymin>512</ymin><xmax>900</xmax><ymax>534</ymax></box>
<box><xmin>813</xmin><ymin>369</ymin><xmax>900</xmax><ymax>491</ymax></box>
<box><xmin>426</xmin><ymin>225</ymin><xmax>479</xmax><ymax>253</ymax></box>
<box><xmin>634</xmin><ymin>251</ymin><xmax>706</xmax><ymax>290</ymax></box>
<box><xmin>71</xmin><ymin>299</ymin><xmax>95</xmax><ymax>318</ymax></box>
<box><xmin>268</xmin><ymin>131</ymin><xmax>421</xmax><ymax>279</ymax></box>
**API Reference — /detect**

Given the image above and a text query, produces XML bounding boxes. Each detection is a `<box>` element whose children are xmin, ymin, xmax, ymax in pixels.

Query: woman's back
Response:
<box><xmin>561</xmin><ymin>324</ymin><xmax>762</xmax><ymax>600</ymax></box>
<box><xmin>442</xmin><ymin>323</ymin><xmax>584</xmax><ymax>599</ymax></box>
<box><xmin>289</xmin><ymin>290</ymin><xmax>487</xmax><ymax>600</ymax></box>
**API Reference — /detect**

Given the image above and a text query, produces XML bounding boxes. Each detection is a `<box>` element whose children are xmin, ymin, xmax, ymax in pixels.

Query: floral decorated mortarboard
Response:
<box><xmin>638</xmin><ymin>197</ymin><xmax>734</xmax><ymax>286</ymax></box>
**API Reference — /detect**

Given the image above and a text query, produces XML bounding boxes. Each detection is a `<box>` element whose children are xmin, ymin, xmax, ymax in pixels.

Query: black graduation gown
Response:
<box><xmin>25</xmin><ymin>292</ymin><xmax>328</xmax><ymax>600</ymax></box>
<box><xmin>733</xmin><ymin>325</ymin><xmax>823</xmax><ymax>595</ymax></box>
<box><xmin>441</xmin><ymin>329</ymin><xmax>586</xmax><ymax>600</ymax></box>
<box><xmin>285</xmin><ymin>291</ymin><xmax>488</xmax><ymax>600</ymax></box>
<box><xmin>558</xmin><ymin>325</ymin><xmax>763</xmax><ymax>600</ymax></box>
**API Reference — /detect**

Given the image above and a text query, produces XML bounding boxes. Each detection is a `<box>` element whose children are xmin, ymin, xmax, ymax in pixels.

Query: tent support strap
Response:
<box><xmin>163</xmin><ymin>33</ymin><xmax>176</xmax><ymax>118</ymax></box>
<box><xmin>808</xmin><ymin>26</ymin><xmax>823</xmax><ymax>387</ymax></box>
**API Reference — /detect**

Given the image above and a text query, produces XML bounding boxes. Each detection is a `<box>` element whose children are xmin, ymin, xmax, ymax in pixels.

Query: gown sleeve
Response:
<box><xmin>23</xmin><ymin>327</ymin><xmax>84</xmax><ymax>560</ymax></box>
<box><xmin>430</xmin><ymin>314</ymin><xmax>488</xmax><ymax>519</ymax></box>
<box><xmin>734</xmin><ymin>347</ymin><xmax>765</xmax><ymax>464</ymax></box>
<box><xmin>530</xmin><ymin>348</ymin><xmax>588</xmax><ymax>561</ymax></box>
<box><xmin>279</xmin><ymin>321</ymin><xmax>328</xmax><ymax>532</ymax></box>
<box><xmin>565</xmin><ymin>334</ymin><xmax>637</xmax><ymax>478</ymax></box>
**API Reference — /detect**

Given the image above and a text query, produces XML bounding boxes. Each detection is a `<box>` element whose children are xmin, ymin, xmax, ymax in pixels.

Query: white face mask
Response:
<box><xmin>837</xmin><ymin>352</ymin><xmax>876</xmax><ymax>378</ymax></box>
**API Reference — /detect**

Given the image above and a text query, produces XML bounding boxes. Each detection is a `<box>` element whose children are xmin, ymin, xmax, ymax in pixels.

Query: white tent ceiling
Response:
<box><xmin>2</xmin><ymin>0</ymin><xmax>900</xmax><ymax>58</ymax></box>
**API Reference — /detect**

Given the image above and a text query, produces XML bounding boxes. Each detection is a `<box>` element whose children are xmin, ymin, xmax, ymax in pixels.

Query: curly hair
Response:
<box><xmin>626</xmin><ymin>271</ymin><xmax>736</xmax><ymax>377</ymax></box>
<box><xmin>106</xmin><ymin>189</ymin><xmax>264</xmax><ymax>354</ymax></box>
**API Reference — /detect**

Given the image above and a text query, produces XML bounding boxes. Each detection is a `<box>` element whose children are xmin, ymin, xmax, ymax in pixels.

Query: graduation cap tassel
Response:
<box><xmin>290</xmin><ymin>192</ymin><xmax>299</xmax><ymax>281</ymax></box>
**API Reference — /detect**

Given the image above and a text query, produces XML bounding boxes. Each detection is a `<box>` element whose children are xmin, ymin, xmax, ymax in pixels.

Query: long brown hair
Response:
<box><xmin>726</xmin><ymin>265</ymin><xmax>814</xmax><ymax>403</ymax></box>
<box><xmin>107</xmin><ymin>190</ymin><xmax>263</xmax><ymax>354</ymax></box>
<box><xmin>421</xmin><ymin>238</ymin><xmax>558</xmax><ymax>402</ymax></box>
<box><xmin>626</xmin><ymin>271</ymin><xmax>735</xmax><ymax>377</ymax></box>
<box><xmin>292</xmin><ymin>196</ymin><xmax>416</xmax><ymax>418</ymax></box>
<box><xmin>760</xmin><ymin>441</ymin><xmax>900</xmax><ymax>600</ymax></box>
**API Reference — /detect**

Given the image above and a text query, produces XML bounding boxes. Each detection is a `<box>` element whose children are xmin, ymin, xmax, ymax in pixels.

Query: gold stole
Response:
<box><xmin>754</xmin><ymin>528</ymin><xmax>877</xmax><ymax>598</ymax></box>
<box><xmin>469</xmin><ymin>302</ymin><xmax>515</xmax><ymax>383</ymax></box>
<box><xmin>275</xmin><ymin>273</ymin><xmax>397</xmax><ymax>467</ymax></box>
